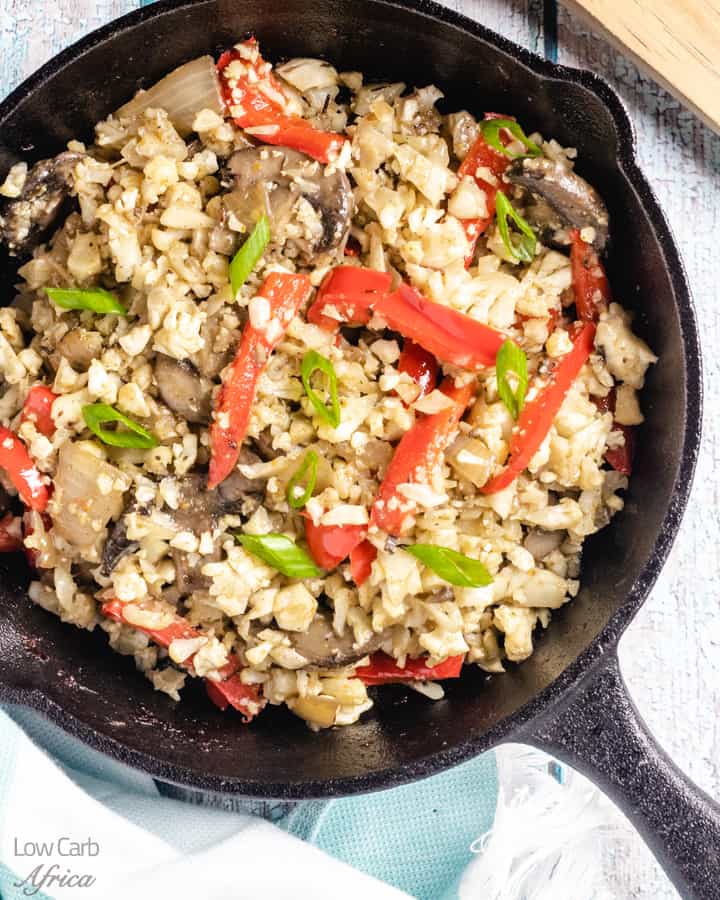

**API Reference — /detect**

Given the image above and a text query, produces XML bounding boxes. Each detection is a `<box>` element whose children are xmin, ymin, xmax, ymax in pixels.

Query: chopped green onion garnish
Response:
<box><xmin>495</xmin><ymin>193</ymin><xmax>537</xmax><ymax>263</ymax></box>
<box><xmin>496</xmin><ymin>339</ymin><xmax>528</xmax><ymax>420</ymax></box>
<box><xmin>82</xmin><ymin>403</ymin><xmax>158</xmax><ymax>449</ymax></box>
<box><xmin>229</xmin><ymin>214</ymin><xmax>271</xmax><ymax>297</ymax></box>
<box><xmin>301</xmin><ymin>350</ymin><xmax>341</xmax><ymax>428</ymax></box>
<box><xmin>236</xmin><ymin>533</ymin><xmax>321</xmax><ymax>578</ymax></box>
<box><xmin>404</xmin><ymin>544</ymin><xmax>493</xmax><ymax>588</ymax></box>
<box><xmin>45</xmin><ymin>287</ymin><xmax>127</xmax><ymax>316</ymax></box>
<box><xmin>479</xmin><ymin>118</ymin><xmax>542</xmax><ymax>159</ymax></box>
<box><xmin>286</xmin><ymin>450</ymin><xmax>319</xmax><ymax>510</ymax></box>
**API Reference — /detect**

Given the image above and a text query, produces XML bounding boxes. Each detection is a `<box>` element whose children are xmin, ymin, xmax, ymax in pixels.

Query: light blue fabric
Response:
<box><xmin>1</xmin><ymin>704</ymin><xmax>497</xmax><ymax>899</ymax></box>
<box><xmin>282</xmin><ymin>756</ymin><xmax>497</xmax><ymax>900</ymax></box>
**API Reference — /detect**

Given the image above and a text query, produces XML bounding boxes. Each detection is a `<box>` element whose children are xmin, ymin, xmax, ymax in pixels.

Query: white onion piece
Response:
<box><xmin>115</xmin><ymin>55</ymin><xmax>224</xmax><ymax>136</ymax></box>
<box><xmin>52</xmin><ymin>441</ymin><xmax>126</xmax><ymax>549</ymax></box>
<box><xmin>276</xmin><ymin>57</ymin><xmax>338</xmax><ymax>92</ymax></box>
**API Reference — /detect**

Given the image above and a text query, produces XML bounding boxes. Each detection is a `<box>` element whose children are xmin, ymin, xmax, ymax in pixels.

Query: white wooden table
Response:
<box><xmin>2</xmin><ymin>1</ymin><xmax>717</xmax><ymax>896</ymax></box>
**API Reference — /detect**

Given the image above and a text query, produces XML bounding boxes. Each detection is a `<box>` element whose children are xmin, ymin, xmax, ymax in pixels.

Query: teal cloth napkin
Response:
<box><xmin>0</xmin><ymin>704</ymin><xmax>497</xmax><ymax>899</ymax></box>
<box><xmin>282</xmin><ymin>759</ymin><xmax>498</xmax><ymax>899</ymax></box>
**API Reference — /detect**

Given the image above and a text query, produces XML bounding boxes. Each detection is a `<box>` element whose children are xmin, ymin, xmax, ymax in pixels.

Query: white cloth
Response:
<box><xmin>0</xmin><ymin>708</ymin><xmax>407</xmax><ymax>900</ymax></box>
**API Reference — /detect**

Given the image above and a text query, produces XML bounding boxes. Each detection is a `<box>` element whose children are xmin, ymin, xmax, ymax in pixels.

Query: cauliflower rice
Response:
<box><xmin>0</xmin><ymin>40</ymin><xmax>656</xmax><ymax>729</ymax></box>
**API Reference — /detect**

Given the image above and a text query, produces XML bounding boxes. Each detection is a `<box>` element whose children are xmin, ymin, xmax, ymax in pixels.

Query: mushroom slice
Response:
<box><xmin>523</xmin><ymin>528</ymin><xmax>564</xmax><ymax>561</ymax></box>
<box><xmin>194</xmin><ymin>314</ymin><xmax>236</xmax><ymax>380</ymax></box>
<box><xmin>100</xmin><ymin>452</ymin><xmax>266</xmax><ymax>577</ymax></box>
<box><xmin>0</xmin><ymin>151</ymin><xmax>85</xmax><ymax>255</ymax></box>
<box><xmin>216</xmin><ymin>453</ymin><xmax>266</xmax><ymax>503</ymax></box>
<box><xmin>250</xmin><ymin>427</ymin><xmax>278</xmax><ymax>462</ymax></box>
<box><xmin>171</xmin><ymin>545</ymin><xmax>220</xmax><ymax>597</ymax></box>
<box><xmin>226</xmin><ymin>146</ymin><xmax>353</xmax><ymax>262</ymax></box>
<box><xmin>288</xmin><ymin>612</ymin><xmax>384</xmax><ymax>668</ymax></box>
<box><xmin>101</xmin><ymin>516</ymin><xmax>139</xmax><ymax>578</ymax></box>
<box><xmin>57</xmin><ymin>328</ymin><xmax>104</xmax><ymax>372</ymax></box>
<box><xmin>168</xmin><ymin>454</ymin><xmax>266</xmax><ymax>534</ymax></box>
<box><xmin>154</xmin><ymin>354</ymin><xmax>213</xmax><ymax>424</ymax></box>
<box><xmin>505</xmin><ymin>157</ymin><xmax>609</xmax><ymax>252</ymax></box>
<box><xmin>167</xmin><ymin>458</ymin><xmax>266</xmax><ymax>595</ymax></box>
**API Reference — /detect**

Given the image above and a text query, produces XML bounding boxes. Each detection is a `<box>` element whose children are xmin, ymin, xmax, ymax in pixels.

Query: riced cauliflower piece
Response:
<box><xmin>595</xmin><ymin>303</ymin><xmax>657</xmax><ymax>389</ymax></box>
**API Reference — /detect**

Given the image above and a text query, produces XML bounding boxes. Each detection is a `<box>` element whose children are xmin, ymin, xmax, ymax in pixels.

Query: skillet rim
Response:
<box><xmin>0</xmin><ymin>0</ymin><xmax>703</xmax><ymax>797</ymax></box>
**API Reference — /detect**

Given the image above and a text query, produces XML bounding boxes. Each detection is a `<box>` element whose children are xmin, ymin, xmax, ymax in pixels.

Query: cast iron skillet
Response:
<box><xmin>0</xmin><ymin>0</ymin><xmax>716</xmax><ymax>894</ymax></box>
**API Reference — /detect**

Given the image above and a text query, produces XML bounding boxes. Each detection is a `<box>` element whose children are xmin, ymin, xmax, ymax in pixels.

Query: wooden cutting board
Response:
<box><xmin>559</xmin><ymin>0</ymin><xmax>720</xmax><ymax>132</ymax></box>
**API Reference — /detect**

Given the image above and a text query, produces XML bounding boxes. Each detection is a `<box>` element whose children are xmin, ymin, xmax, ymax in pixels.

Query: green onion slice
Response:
<box><xmin>82</xmin><ymin>403</ymin><xmax>158</xmax><ymax>449</ymax></box>
<box><xmin>496</xmin><ymin>339</ymin><xmax>528</xmax><ymax>421</ymax></box>
<box><xmin>301</xmin><ymin>350</ymin><xmax>341</xmax><ymax>428</ymax></box>
<box><xmin>479</xmin><ymin>118</ymin><xmax>542</xmax><ymax>159</ymax></box>
<box><xmin>495</xmin><ymin>193</ymin><xmax>537</xmax><ymax>263</ymax></box>
<box><xmin>286</xmin><ymin>450</ymin><xmax>319</xmax><ymax>509</ymax></box>
<box><xmin>229</xmin><ymin>214</ymin><xmax>271</xmax><ymax>297</ymax></box>
<box><xmin>404</xmin><ymin>544</ymin><xmax>493</xmax><ymax>588</ymax></box>
<box><xmin>236</xmin><ymin>533</ymin><xmax>321</xmax><ymax>578</ymax></box>
<box><xmin>45</xmin><ymin>287</ymin><xmax>127</xmax><ymax>316</ymax></box>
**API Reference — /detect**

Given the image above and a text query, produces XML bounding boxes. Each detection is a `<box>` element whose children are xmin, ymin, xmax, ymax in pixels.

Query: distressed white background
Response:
<box><xmin>1</xmin><ymin>1</ymin><xmax>718</xmax><ymax>897</ymax></box>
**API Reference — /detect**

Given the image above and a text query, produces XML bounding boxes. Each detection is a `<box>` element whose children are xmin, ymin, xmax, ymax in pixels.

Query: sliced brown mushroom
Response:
<box><xmin>153</xmin><ymin>354</ymin><xmax>213</xmax><ymax>424</ymax></box>
<box><xmin>171</xmin><ymin>545</ymin><xmax>221</xmax><ymax>596</ymax></box>
<box><xmin>505</xmin><ymin>157</ymin><xmax>609</xmax><ymax>252</ymax></box>
<box><xmin>57</xmin><ymin>328</ymin><xmax>104</xmax><ymax>372</ymax></box>
<box><xmin>215</xmin><ymin>453</ymin><xmax>267</xmax><ymax>503</ymax></box>
<box><xmin>287</xmin><ymin>611</ymin><xmax>385</xmax><ymax>668</ymax></box>
<box><xmin>193</xmin><ymin>314</ymin><xmax>237</xmax><ymax>380</ymax></box>
<box><xmin>100</xmin><ymin>515</ymin><xmax>139</xmax><ymax>578</ymax></box>
<box><xmin>100</xmin><ymin>451</ymin><xmax>266</xmax><ymax>579</ymax></box>
<box><xmin>0</xmin><ymin>151</ymin><xmax>85</xmax><ymax>255</ymax></box>
<box><xmin>225</xmin><ymin>146</ymin><xmax>353</xmax><ymax>262</ymax></box>
<box><xmin>523</xmin><ymin>528</ymin><xmax>565</xmax><ymax>561</ymax></box>
<box><xmin>169</xmin><ymin>458</ymin><xmax>265</xmax><ymax>534</ymax></box>
<box><xmin>168</xmin><ymin>461</ymin><xmax>265</xmax><ymax>596</ymax></box>
<box><xmin>250</xmin><ymin>427</ymin><xmax>278</xmax><ymax>462</ymax></box>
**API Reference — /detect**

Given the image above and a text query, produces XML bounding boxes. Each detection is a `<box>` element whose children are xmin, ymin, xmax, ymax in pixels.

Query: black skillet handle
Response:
<box><xmin>523</xmin><ymin>654</ymin><xmax>720</xmax><ymax>899</ymax></box>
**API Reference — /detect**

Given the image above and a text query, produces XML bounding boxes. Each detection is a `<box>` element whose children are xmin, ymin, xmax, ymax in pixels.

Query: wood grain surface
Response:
<box><xmin>2</xmin><ymin>1</ymin><xmax>718</xmax><ymax>897</ymax></box>
<box><xmin>561</xmin><ymin>0</ymin><xmax>720</xmax><ymax>133</ymax></box>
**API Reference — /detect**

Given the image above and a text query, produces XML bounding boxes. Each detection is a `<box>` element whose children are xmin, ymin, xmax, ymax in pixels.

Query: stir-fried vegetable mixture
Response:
<box><xmin>0</xmin><ymin>38</ymin><xmax>656</xmax><ymax>729</ymax></box>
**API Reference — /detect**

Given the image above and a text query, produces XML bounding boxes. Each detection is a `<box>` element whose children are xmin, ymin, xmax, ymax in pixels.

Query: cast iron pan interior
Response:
<box><xmin>0</xmin><ymin>0</ymin><xmax>701</xmax><ymax>796</ymax></box>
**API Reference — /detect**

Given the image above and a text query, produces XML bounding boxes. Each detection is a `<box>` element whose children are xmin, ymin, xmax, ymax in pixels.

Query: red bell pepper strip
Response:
<box><xmin>456</xmin><ymin>115</ymin><xmax>513</xmax><ymax>266</ymax></box>
<box><xmin>304</xmin><ymin>516</ymin><xmax>366</xmax><ymax>570</ymax></box>
<box><xmin>355</xmin><ymin>651</ymin><xmax>464</xmax><ymax>684</ymax></box>
<box><xmin>350</xmin><ymin>540</ymin><xmax>377</xmax><ymax>587</ymax></box>
<box><xmin>308</xmin><ymin>269</ymin><xmax>505</xmax><ymax>371</ymax></box>
<box><xmin>594</xmin><ymin>389</ymin><xmax>634</xmax><ymax>476</ymax></box>
<box><xmin>101</xmin><ymin>599</ymin><xmax>265</xmax><ymax>721</ymax></box>
<box><xmin>205</xmin><ymin>675</ymin><xmax>266</xmax><ymax>720</ymax></box>
<box><xmin>481</xmin><ymin>321</ymin><xmax>596</xmax><ymax>494</ymax></box>
<box><xmin>0</xmin><ymin>426</ymin><xmax>49</xmax><ymax>511</ymax></box>
<box><xmin>209</xmin><ymin>272</ymin><xmax>312</xmax><ymax>489</ymax></box>
<box><xmin>308</xmin><ymin>266</ymin><xmax>392</xmax><ymax>330</ymax></box>
<box><xmin>371</xmin><ymin>377</ymin><xmax>476</xmax><ymax>535</ymax></box>
<box><xmin>0</xmin><ymin>512</ymin><xmax>23</xmax><ymax>552</ymax></box>
<box><xmin>102</xmin><ymin>599</ymin><xmax>221</xmax><ymax>660</ymax></box>
<box><xmin>217</xmin><ymin>40</ymin><xmax>346</xmax><ymax>164</ymax></box>
<box><xmin>21</xmin><ymin>386</ymin><xmax>57</xmax><ymax>438</ymax></box>
<box><xmin>398</xmin><ymin>340</ymin><xmax>438</xmax><ymax>401</ymax></box>
<box><xmin>569</xmin><ymin>228</ymin><xmax>611</xmax><ymax>323</ymax></box>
